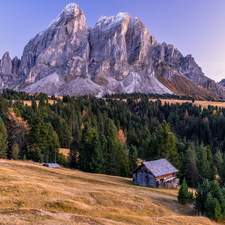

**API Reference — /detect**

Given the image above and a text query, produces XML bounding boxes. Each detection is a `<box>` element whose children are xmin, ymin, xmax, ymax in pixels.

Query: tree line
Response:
<box><xmin>1</xmin><ymin>90</ymin><xmax>225</xmax><ymax>185</ymax></box>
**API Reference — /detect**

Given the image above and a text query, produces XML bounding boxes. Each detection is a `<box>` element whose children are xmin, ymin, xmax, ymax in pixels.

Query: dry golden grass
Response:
<box><xmin>22</xmin><ymin>100</ymin><xmax>56</xmax><ymax>106</ymax></box>
<box><xmin>150</xmin><ymin>98</ymin><xmax>225</xmax><ymax>109</ymax></box>
<box><xmin>59</xmin><ymin>148</ymin><xmax>70</xmax><ymax>158</ymax></box>
<box><xmin>0</xmin><ymin>160</ymin><xmax>219</xmax><ymax>224</ymax></box>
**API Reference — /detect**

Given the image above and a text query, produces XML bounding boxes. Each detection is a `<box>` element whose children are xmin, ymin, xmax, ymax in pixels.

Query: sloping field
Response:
<box><xmin>22</xmin><ymin>100</ymin><xmax>56</xmax><ymax>106</ymax></box>
<box><xmin>0</xmin><ymin>160</ymin><xmax>218</xmax><ymax>224</ymax></box>
<box><xmin>59</xmin><ymin>148</ymin><xmax>70</xmax><ymax>158</ymax></box>
<box><xmin>150</xmin><ymin>99</ymin><xmax>225</xmax><ymax>109</ymax></box>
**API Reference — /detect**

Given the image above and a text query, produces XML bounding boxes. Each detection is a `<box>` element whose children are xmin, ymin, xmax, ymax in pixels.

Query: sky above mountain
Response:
<box><xmin>0</xmin><ymin>0</ymin><xmax>225</xmax><ymax>82</ymax></box>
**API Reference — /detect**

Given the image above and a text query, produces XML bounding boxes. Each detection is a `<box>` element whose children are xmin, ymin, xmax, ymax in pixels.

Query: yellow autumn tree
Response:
<box><xmin>117</xmin><ymin>129</ymin><xmax>127</xmax><ymax>145</ymax></box>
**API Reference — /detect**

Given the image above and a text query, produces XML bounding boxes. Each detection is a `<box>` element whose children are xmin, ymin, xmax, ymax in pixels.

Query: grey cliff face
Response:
<box><xmin>0</xmin><ymin>52</ymin><xmax>21</xmax><ymax>89</ymax></box>
<box><xmin>17</xmin><ymin>3</ymin><xmax>89</xmax><ymax>94</ymax></box>
<box><xmin>219</xmin><ymin>79</ymin><xmax>225</xmax><ymax>87</ymax></box>
<box><xmin>0</xmin><ymin>52</ymin><xmax>12</xmax><ymax>75</ymax></box>
<box><xmin>0</xmin><ymin>3</ymin><xmax>224</xmax><ymax>99</ymax></box>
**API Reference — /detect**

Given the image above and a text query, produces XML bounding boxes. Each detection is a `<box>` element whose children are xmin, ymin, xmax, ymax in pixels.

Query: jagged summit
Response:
<box><xmin>96</xmin><ymin>12</ymin><xmax>130</xmax><ymax>30</ymax></box>
<box><xmin>0</xmin><ymin>4</ymin><xmax>224</xmax><ymax>99</ymax></box>
<box><xmin>38</xmin><ymin>3</ymin><xmax>82</xmax><ymax>36</ymax></box>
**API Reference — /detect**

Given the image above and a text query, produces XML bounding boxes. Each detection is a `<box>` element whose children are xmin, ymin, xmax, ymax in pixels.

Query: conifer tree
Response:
<box><xmin>78</xmin><ymin>127</ymin><xmax>98</xmax><ymax>172</ymax></box>
<box><xmin>185</xmin><ymin>147</ymin><xmax>197</xmax><ymax>188</ymax></box>
<box><xmin>206</xmin><ymin>145</ymin><xmax>216</xmax><ymax>181</ymax></box>
<box><xmin>204</xmin><ymin>192</ymin><xmax>215</xmax><ymax>218</ymax></box>
<box><xmin>157</xmin><ymin>120</ymin><xmax>180</xmax><ymax>168</ymax></box>
<box><xmin>194</xmin><ymin>183</ymin><xmax>204</xmax><ymax>213</ymax></box>
<box><xmin>89</xmin><ymin>135</ymin><xmax>107</xmax><ymax>174</ymax></box>
<box><xmin>128</xmin><ymin>145</ymin><xmax>138</xmax><ymax>172</ymax></box>
<box><xmin>127</xmin><ymin>128</ymin><xmax>138</xmax><ymax>147</ymax></box>
<box><xmin>197</xmin><ymin>146</ymin><xmax>211</xmax><ymax>184</ymax></box>
<box><xmin>104</xmin><ymin>118</ymin><xmax>118</xmax><ymax>142</ymax></box>
<box><xmin>0</xmin><ymin>94</ymin><xmax>8</xmax><ymax>116</ymax></box>
<box><xmin>69</xmin><ymin>139</ymin><xmax>79</xmax><ymax>169</ymax></box>
<box><xmin>214</xmin><ymin>150</ymin><xmax>223</xmax><ymax>173</ymax></box>
<box><xmin>29</xmin><ymin>109</ymin><xmax>47</xmax><ymax>153</ymax></box>
<box><xmin>219</xmin><ymin>156</ymin><xmax>225</xmax><ymax>187</ymax></box>
<box><xmin>0</xmin><ymin>117</ymin><xmax>7</xmax><ymax>159</ymax></box>
<box><xmin>213</xmin><ymin>199</ymin><xmax>223</xmax><ymax>222</ymax></box>
<box><xmin>106</xmin><ymin>139</ymin><xmax>120</xmax><ymax>176</ymax></box>
<box><xmin>177</xmin><ymin>178</ymin><xmax>189</xmax><ymax>204</ymax></box>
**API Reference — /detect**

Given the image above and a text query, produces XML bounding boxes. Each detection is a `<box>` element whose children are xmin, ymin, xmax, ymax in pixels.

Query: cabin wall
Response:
<box><xmin>132</xmin><ymin>167</ymin><xmax>179</xmax><ymax>188</ymax></box>
<box><xmin>133</xmin><ymin>168</ymin><xmax>156</xmax><ymax>187</ymax></box>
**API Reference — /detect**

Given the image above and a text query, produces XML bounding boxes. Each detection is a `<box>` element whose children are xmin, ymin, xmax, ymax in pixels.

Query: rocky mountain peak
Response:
<box><xmin>0</xmin><ymin>3</ymin><xmax>224</xmax><ymax>100</ymax></box>
<box><xmin>96</xmin><ymin>12</ymin><xmax>131</xmax><ymax>31</ymax></box>
<box><xmin>0</xmin><ymin>52</ymin><xmax>12</xmax><ymax>75</ymax></box>
<box><xmin>219</xmin><ymin>79</ymin><xmax>225</xmax><ymax>87</ymax></box>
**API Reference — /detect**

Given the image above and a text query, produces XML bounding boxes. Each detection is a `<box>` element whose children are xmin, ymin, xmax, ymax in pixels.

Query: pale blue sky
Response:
<box><xmin>0</xmin><ymin>0</ymin><xmax>225</xmax><ymax>81</ymax></box>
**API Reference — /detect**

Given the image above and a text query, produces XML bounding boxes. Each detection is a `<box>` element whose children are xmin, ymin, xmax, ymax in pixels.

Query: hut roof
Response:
<box><xmin>43</xmin><ymin>163</ymin><xmax>60</xmax><ymax>168</ymax></box>
<box><xmin>131</xmin><ymin>159</ymin><xmax>178</xmax><ymax>177</ymax></box>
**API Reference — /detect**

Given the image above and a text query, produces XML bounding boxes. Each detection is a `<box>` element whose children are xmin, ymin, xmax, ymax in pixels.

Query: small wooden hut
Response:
<box><xmin>131</xmin><ymin>159</ymin><xmax>179</xmax><ymax>188</ymax></box>
<box><xmin>43</xmin><ymin>163</ymin><xmax>60</xmax><ymax>168</ymax></box>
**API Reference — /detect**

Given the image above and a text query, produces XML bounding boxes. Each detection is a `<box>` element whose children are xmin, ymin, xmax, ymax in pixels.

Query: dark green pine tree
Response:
<box><xmin>145</xmin><ymin>132</ymin><xmax>157</xmax><ymax>160</ymax></box>
<box><xmin>29</xmin><ymin>109</ymin><xmax>47</xmax><ymax>153</ymax></box>
<box><xmin>214</xmin><ymin>150</ymin><xmax>223</xmax><ymax>174</ymax></box>
<box><xmin>103</xmin><ymin>118</ymin><xmax>121</xmax><ymax>176</ymax></box>
<box><xmin>61</xmin><ymin>121</ymin><xmax>72</xmax><ymax>148</ymax></box>
<box><xmin>89</xmin><ymin>135</ymin><xmax>107</xmax><ymax>174</ymax></box>
<box><xmin>104</xmin><ymin>118</ymin><xmax>118</xmax><ymax>142</ymax></box>
<box><xmin>185</xmin><ymin>147</ymin><xmax>197</xmax><ymax>188</ymax></box>
<box><xmin>204</xmin><ymin>192</ymin><xmax>216</xmax><ymax>219</ymax></box>
<box><xmin>205</xmin><ymin>145</ymin><xmax>216</xmax><ymax>181</ymax></box>
<box><xmin>78</xmin><ymin>127</ymin><xmax>98</xmax><ymax>172</ymax></box>
<box><xmin>219</xmin><ymin>156</ymin><xmax>225</xmax><ymax>187</ymax></box>
<box><xmin>194</xmin><ymin>183</ymin><xmax>204</xmax><ymax>213</ymax></box>
<box><xmin>78</xmin><ymin>123</ymin><xmax>90</xmax><ymax>171</ymax></box>
<box><xmin>177</xmin><ymin>178</ymin><xmax>189</xmax><ymax>205</ymax></box>
<box><xmin>0</xmin><ymin>117</ymin><xmax>7</xmax><ymax>159</ymax></box>
<box><xmin>127</xmin><ymin>128</ymin><xmax>138</xmax><ymax>147</ymax></box>
<box><xmin>157</xmin><ymin>120</ymin><xmax>180</xmax><ymax>169</ymax></box>
<box><xmin>210</xmin><ymin>181</ymin><xmax>225</xmax><ymax>218</ymax></box>
<box><xmin>0</xmin><ymin>94</ymin><xmax>8</xmax><ymax>116</ymax></box>
<box><xmin>69</xmin><ymin>139</ymin><xmax>79</xmax><ymax>169</ymax></box>
<box><xmin>31</xmin><ymin>98</ymin><xmax>37</xmax><ymax>112</ymax></box>
<box><xmin>128</xmin><ymin>145</ymin><xmax>138</xmax><ymax>172</ymax></box>
<box><xmin>213</xmin><ymin>199</ymin><xmax>223</xmax><ymax>222</ymax></box>
<box><xmin>44</xmin><ymin>123</ymin><xmax>60</xmax><ymax>163</ymax></box>
<box><xmin>118</xmin><ymin>142</ymin><xmax>130</xmax><ymax>177</ymax></box>
<box><xmin>197</xmin><ymin>146</ymin><xmax>211</xmax><ymax>184</ymax></box>
<box><xmin>106</xmin><ymin>139</ymin><xmax>120</xmax><ymax>176</ymax></box>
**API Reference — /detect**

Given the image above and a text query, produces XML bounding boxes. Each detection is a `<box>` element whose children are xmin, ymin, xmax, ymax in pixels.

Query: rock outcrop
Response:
<box><xmin>0</xmin><ymin>3</ymin><xmax>223</xmax><ymax>100</ymax></box>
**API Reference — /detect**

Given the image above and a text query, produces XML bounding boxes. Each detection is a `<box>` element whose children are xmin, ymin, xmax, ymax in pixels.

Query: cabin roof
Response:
<box><xmin>43</xmin><ymin>163</ymin><xmax>60</xmax><ymax>168</ymax></box>
<box><xmin>131</xmin><ymin>159</ymin><xmax>178</xmax><ymax>177</ymax></box>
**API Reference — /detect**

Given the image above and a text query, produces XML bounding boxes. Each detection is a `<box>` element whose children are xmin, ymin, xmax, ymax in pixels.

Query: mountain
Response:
<box><xmin>0</xmin><ymin>3</ymin><xmax>223</xmax><ymax>99</ymax></box>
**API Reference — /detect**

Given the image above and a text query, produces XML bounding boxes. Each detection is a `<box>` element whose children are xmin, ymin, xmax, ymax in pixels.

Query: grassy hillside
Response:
<box><xmin>0</xmin><ymin>160</ymin><xmax>218</xmax><ymax>225</ymax></box>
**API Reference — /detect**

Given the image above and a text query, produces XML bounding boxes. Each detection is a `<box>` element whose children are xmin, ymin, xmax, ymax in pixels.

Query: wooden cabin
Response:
<box><xmin>43</xmin><ymin>163</ymin><xmax>60</xmax><ymax>168</ymax></box>
<box><xmin>131</xmin><ymin>159</ymin><xmax>179</xmax><ymax>188</ymax></box>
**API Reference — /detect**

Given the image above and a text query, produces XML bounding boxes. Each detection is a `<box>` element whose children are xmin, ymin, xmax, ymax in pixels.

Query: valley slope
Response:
<box><xmin>0</xmin><ymin>160</ymin><xmax>217</xmax><ymax>225</ymax></box>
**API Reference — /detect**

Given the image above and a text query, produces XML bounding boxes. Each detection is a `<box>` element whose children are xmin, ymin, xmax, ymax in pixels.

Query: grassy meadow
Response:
<box><xmin>0</xmin><ymin>160</ymin><xmax>219</xmax><ymax>225</ymax></box>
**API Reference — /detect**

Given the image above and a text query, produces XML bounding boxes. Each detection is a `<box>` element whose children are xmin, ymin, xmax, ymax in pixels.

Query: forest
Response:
<box><xmin>1</xmin><ymin>89</ymin><xmax>225</xmax><ymax>190</ymax></box>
